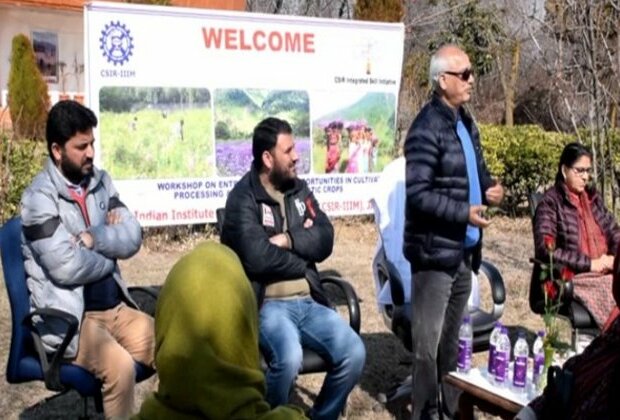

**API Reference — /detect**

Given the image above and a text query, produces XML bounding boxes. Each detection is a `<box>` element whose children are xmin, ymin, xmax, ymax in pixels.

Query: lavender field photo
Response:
<box><xmin>214</xmin><ymin>88</ymin><xmax>310</xmax><ymax>176</ymax></box>
<box><xmin>216</xmin><ymin>138</ymin><xmax>311</xmax><ymax>176</ymax></box>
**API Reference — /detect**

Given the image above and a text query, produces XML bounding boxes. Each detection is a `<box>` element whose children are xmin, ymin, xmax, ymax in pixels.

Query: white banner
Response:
<box><xmin>85</xmin><ymin>1</ymin><xmax>404</xmax><ymax>226</ymax></box>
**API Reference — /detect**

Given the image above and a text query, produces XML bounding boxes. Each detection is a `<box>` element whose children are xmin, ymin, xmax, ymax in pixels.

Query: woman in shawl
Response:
<box><xmin>534</xmin><ymin>142</ymin><xmax>620</xmax><ymax>328</ymax></box>
<box><xmin>134</xmin><ymin>242</ymin><xmax>307</xmax><ymax>420</ymax></box>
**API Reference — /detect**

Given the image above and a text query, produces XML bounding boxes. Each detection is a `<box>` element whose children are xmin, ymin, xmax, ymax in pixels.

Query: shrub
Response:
<box><xmin>214</xmin><ymin>121</ymin><xmax>231</xmax><ymax>139</ymax></box>
<box><xmin>480</xmin><ymin>124</ymin><xmax>574</xmax><ymax>215</ymax></box>
<box><xmin>0</xmin><ymin>132</ymin><xmax>47</xmax><ymax>222</ymax></box>
<box><xmin>7</xmin><ymin>34</ymin><xmax>50</xmax><ymax>140</ymax></box>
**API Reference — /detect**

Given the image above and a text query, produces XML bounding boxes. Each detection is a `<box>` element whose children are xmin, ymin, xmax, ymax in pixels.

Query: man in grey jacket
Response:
<box><xmin>21</xmin><ymin>100</ymin><xmax>154</xmax><ymax>418</ymax></box>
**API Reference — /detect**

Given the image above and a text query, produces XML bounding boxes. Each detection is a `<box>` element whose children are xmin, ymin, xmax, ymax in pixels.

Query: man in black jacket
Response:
<box><xmin>221</xmin><ymin>117</ymin><xmax>365</xmax><ymax>420</ymax></box>
<box><xmin>404</xmin><ymin>45</ymin><xmax>504</xmax><ymax>420</ymax></box>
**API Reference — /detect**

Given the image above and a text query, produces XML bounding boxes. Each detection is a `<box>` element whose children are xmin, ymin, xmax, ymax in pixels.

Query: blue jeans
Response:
<box><xmin>411</xmin><ymin>258</ymin><xmax>472</xmax><ymax>420</ymax></box>
<box><xmin>259</xmin><ymin>297</ymin><xmax>366</xmax><ymax>420</ymax></box>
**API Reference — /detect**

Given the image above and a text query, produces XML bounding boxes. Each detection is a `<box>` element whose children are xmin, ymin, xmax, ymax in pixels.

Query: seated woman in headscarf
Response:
<box><xmin>517</xmin><ymin>245</ymin><xmax>620</xmax><ymax>420</ymax></box>
<box><xmin>534</xmin><ymin>142</ymin><xmax>620</xmax><ymax>328</ymax></box>
<box><xmin>134</xmin><ymin>242</ymin><xmax>307</xmax><ymax>420</ymax></box>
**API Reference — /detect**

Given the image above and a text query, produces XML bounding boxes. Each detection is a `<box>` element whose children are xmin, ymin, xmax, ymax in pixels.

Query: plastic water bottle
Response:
<box><xmin>532</xmin><ymin>330</ymin><xmax>545</xmax><ymax>390</ymax></box>
<box><xmin>457</xmin><ymin>315</ymin><xmax>473</xmax><ymax>373</ymax></box>
<box><xmin>487</xmin><ymin>321</ymin><xmax>503</xmax><ymax>378</ymax></box>
<box><xmin>494</xmin><ymin>326</ymin><xmax>511</xmax><ymax>386</ymax></box>
<box><xmin>512</xmin><ymin>331</ymin><xmax>529</xmax><ymax>393</ymax></box>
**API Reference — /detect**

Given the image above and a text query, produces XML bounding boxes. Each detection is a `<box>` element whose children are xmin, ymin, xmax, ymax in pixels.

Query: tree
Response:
<box><xmin>355</xmin><ymin>0</ymin><xmax>403</xmax><ymax>22</ymax></box>
<box><xmin>7</xmin><ymin>34</ymin><xmax>50</xmax><ymax>140</ymax></box>
<box><xmin>537</xmin><ymin>1</ymin><xmax>620</xmax><ymax>208</ymax></box>
<box><xmin>246</xmin><ymin>0</ymin><xmax>353</xmax><ymax>19</ymax></box>
<box><xmin>397</xmin><ymin>1</ymin><xmax>510</xmax><ymax>142</ymax></box>
<box><xmin>429</xmin><ymin>2</ymin><xmax>502</xmax><ymax>77</ymax></box>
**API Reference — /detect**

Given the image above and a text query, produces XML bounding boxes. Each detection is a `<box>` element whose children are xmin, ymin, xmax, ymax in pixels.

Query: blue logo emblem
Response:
<box><xmin>99</xmin><ymin>21</ymin><xmax>134</xmax><ymax>66</ymax></box>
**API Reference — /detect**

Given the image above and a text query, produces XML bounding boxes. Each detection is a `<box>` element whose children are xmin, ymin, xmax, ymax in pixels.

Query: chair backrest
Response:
<box><xmin>528</xmin><ymin>192</ymin><xmax>546</xmax><ymax>314</ymax></box>
<box><xmin>369</xmin><ymin>198</ymin><xmax>406</xmax><ymax>307</ymax></box>
<box><xmin>370</xmin><ymin>157</ymin><xmax>411</xmax><ymax>307</ymax></box>
<box><xmin>0</xmin><ymin>217</ymin><xmax>36</xmax><ymax>383</ymax></box>
<box><xmin>216</xmin><ymin>207</ymin><xmax>226</xmax><ymax>235</ymax></box>
<box><xmin>529</xmin><ymin>192</ymin><xmax>544</xmax><ymax>220</ymax></box>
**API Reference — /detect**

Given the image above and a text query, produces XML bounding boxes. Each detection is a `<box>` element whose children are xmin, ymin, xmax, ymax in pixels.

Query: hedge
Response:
<box><xmin>0</xmin><ymin>133</ymin><xmax>46</xmax><ymax>222</ymax></box>
<box><xmin>480</xmin><ymin>124</ymin><xmax>574</xmax><ymax>215</ymax></box>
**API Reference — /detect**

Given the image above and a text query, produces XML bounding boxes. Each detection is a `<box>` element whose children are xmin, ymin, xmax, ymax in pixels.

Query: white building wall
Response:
<box><xmin>0</xmin><ymin>6</ymin><xmax>84</xmax><ymax>107</ymax></box>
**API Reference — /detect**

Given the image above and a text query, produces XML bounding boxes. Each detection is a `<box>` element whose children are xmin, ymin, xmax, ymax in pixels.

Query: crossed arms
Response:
<box><xmin>221</xmin><ymin>188</ymin><xmax>333</xmax><ymax>284</ymax></box>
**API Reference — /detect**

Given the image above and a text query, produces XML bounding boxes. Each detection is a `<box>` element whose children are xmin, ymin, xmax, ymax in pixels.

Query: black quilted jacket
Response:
<box><xmin>221</xmin><ymin>166</ymin><xmax>333</xmax><ymax>306</ymax></box>
<box><xmin>404</xmin><ymin>95</ymin><xmax>494</xmax><ymax>273</ymax></box>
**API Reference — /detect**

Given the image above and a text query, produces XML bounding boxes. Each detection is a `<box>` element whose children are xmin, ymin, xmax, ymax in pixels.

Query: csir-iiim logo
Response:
<box><xmin>99</xmin><ymin>21</ymin><xmax>134</xmax><ymax>66</ymax></box>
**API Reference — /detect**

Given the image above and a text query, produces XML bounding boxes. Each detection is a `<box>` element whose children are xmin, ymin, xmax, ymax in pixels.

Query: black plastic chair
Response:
<box><xmin>528</xmin><ymin>192</ymin><xmax>599</xmax><ymax>348</ymax></box>
<box><xmin>215</xmin><ymin>207</ymin><xmax>361</xmax><ymax>374</ymax></box>
<box><xmin>0</xmin><ymin>217</ymin><xmax>155</xmax><ymax>417</ymax></box>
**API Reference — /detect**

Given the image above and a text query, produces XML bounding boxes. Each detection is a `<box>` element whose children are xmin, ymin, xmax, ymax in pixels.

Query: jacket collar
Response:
<box><xmin>44</xmin><ymin>157</ymin><xmax>103</xmax><ymax>201</ymax></box>
<box><xmin>248</xmin><ymin>164</ymin><xmax>303</xmax><ymax>204</ymax></box>
<box><xmin>430</xmin><ymin>93</ymin><xmax>474</xmax><ymax>129</ymax></box>
<box><xmin>555</xmin><ymin>180</ymin><xmax>596</xmax><ymax>207</ymax></box>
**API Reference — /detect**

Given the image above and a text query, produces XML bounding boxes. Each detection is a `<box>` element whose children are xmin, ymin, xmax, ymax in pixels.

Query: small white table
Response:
<box><xmin>444</xmin><ymin>368</ymin><xmax>537</xmax><ymax>420</ymax></box>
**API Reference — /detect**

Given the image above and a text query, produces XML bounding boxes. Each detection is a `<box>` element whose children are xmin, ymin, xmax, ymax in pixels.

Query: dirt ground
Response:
<box><xmin>0</xmin><ymin>216</ymin><xmax>545</xmax><ymax>419</ymax></box>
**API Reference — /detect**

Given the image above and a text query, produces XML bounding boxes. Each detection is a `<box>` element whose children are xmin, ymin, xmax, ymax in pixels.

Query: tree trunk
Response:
<box><xmin>504</xmin><ymin>42</ymin><xmax>521</xmax><ymax>127</ymax></box>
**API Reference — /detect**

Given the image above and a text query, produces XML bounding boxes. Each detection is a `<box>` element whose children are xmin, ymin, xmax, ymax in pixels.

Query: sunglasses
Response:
<box><xmin>443</xmin><ymin>68</ymin><xmax>473</xmax><ymax>81</ymax></box>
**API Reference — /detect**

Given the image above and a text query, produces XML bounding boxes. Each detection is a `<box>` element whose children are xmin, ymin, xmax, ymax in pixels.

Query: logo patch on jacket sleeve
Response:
<box><xmin>262</xmin><ymin>204</ymin><xmax>275</xmax><ymax>227</ymax></box>
<box><xmin>294</xmin><ymin>198</ymin><xmax>306</xmax><ymax>217</ymax></box>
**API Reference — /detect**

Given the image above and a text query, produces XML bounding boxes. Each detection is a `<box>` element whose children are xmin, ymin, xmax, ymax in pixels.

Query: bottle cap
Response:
<box><xmin>518</xmin><ymin>331</ymin><xmax>525</xmax><ymax>338</ymax></box>
<box><xmin>463</xmin><ymin>315</ymin><xmax>471</xmax><ymax>323</ymax></box>
<box><xmin>537</xmin><ymin>330</ymin><xmax>545</xmax><ymax>337</ymax></box>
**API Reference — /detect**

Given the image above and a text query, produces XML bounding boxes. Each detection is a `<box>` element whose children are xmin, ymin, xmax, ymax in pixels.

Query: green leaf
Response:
<box><xmin>539</xmin><ymin>269</ymin><xmax>549</xmax><ymax>281</ymax></box>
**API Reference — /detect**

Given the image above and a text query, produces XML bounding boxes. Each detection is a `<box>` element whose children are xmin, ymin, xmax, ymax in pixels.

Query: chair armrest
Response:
<box><xmin>529</xmin><ymin>258</ymin><xmax>574</xmax><ymax>303</ymax></box>
<box><xmin>562</xmin><ymin>280</ymin><xmax>574</xmax><ymax>302</ymax></box>
<box><xmin>383</xmin><ymin>259</ymin><xmax>406</xmax><ymax>306</ymax></box>
<box><xmin>129</xmin><ymin>286</ymin><xmax>161</xmax><ymax>316</ymax></box>
<box><xmin>319</xmin><ymin>275</ymin><xmax>361</xmax><ymax>333</ymax></box>
<box><xmin>478</xmin><ymin>260</ymin><xmax>505</xmax><ymax>320</ymax></box>
<box><xmin>128</xmin><ymin>285</ymin><xmax>161</xmax><ymax>299</ymax></box>
<box><xmin>374</xmin><ymin>257</ymin><xmax>406</xmax><ymax>306</ymax></box>
<box><xmin>23</xmin><ymin>308</ymin><xmax>79</xmax><ymax>392</ymax></box>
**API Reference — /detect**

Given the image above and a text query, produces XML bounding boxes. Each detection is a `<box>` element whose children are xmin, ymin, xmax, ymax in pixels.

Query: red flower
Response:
<box><xmin>560</xmin><ymin>266</ymin><xmax>574</xmax><ymax>282</ymax></box>
<box><xmin>544</xmin><ymin>280</ymin><xmax>558</xmax><ymax>300</ymax></box>
<box><xmin>544</xmin><ymin>235</ymin><xmax>556</xmax><ymax>252</ymax></box>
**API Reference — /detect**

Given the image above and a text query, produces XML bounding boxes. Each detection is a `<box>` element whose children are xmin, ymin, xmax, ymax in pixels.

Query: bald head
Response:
<box><xmin>429</xmin><ymin>44</ymin><xmax>474</xmax><ymax>108</ymax></box>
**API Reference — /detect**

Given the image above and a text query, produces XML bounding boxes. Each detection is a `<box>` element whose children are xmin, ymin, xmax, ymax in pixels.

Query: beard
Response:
<box><xmin>269</xmin><ymin>162</ymin><xmax>296</xmax><ymax>191</ymax></box>
<box><xmin>60</xmin><ymin>154</ymin><xmax>93</xmax><ymax>185</ymax></box>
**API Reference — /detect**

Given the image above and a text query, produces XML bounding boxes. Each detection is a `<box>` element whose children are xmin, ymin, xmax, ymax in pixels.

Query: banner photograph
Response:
<box><xmin>85</xmin><ymin>1</ymin><xmax>404</xmax><ymax>226</ymax></box>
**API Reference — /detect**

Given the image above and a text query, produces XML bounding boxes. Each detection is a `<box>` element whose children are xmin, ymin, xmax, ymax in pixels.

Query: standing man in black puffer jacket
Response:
<box><xmin>404</xmin><ymin>44</ymin><xmax>504</xmax><ymax>420</ymax></box>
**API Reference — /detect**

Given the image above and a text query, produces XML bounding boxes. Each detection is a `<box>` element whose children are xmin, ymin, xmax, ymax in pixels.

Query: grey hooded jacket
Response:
<box><xmin>20</xmin><ymin>158</ymin><xmax>142</xmax><ymax>357</ymax></box>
